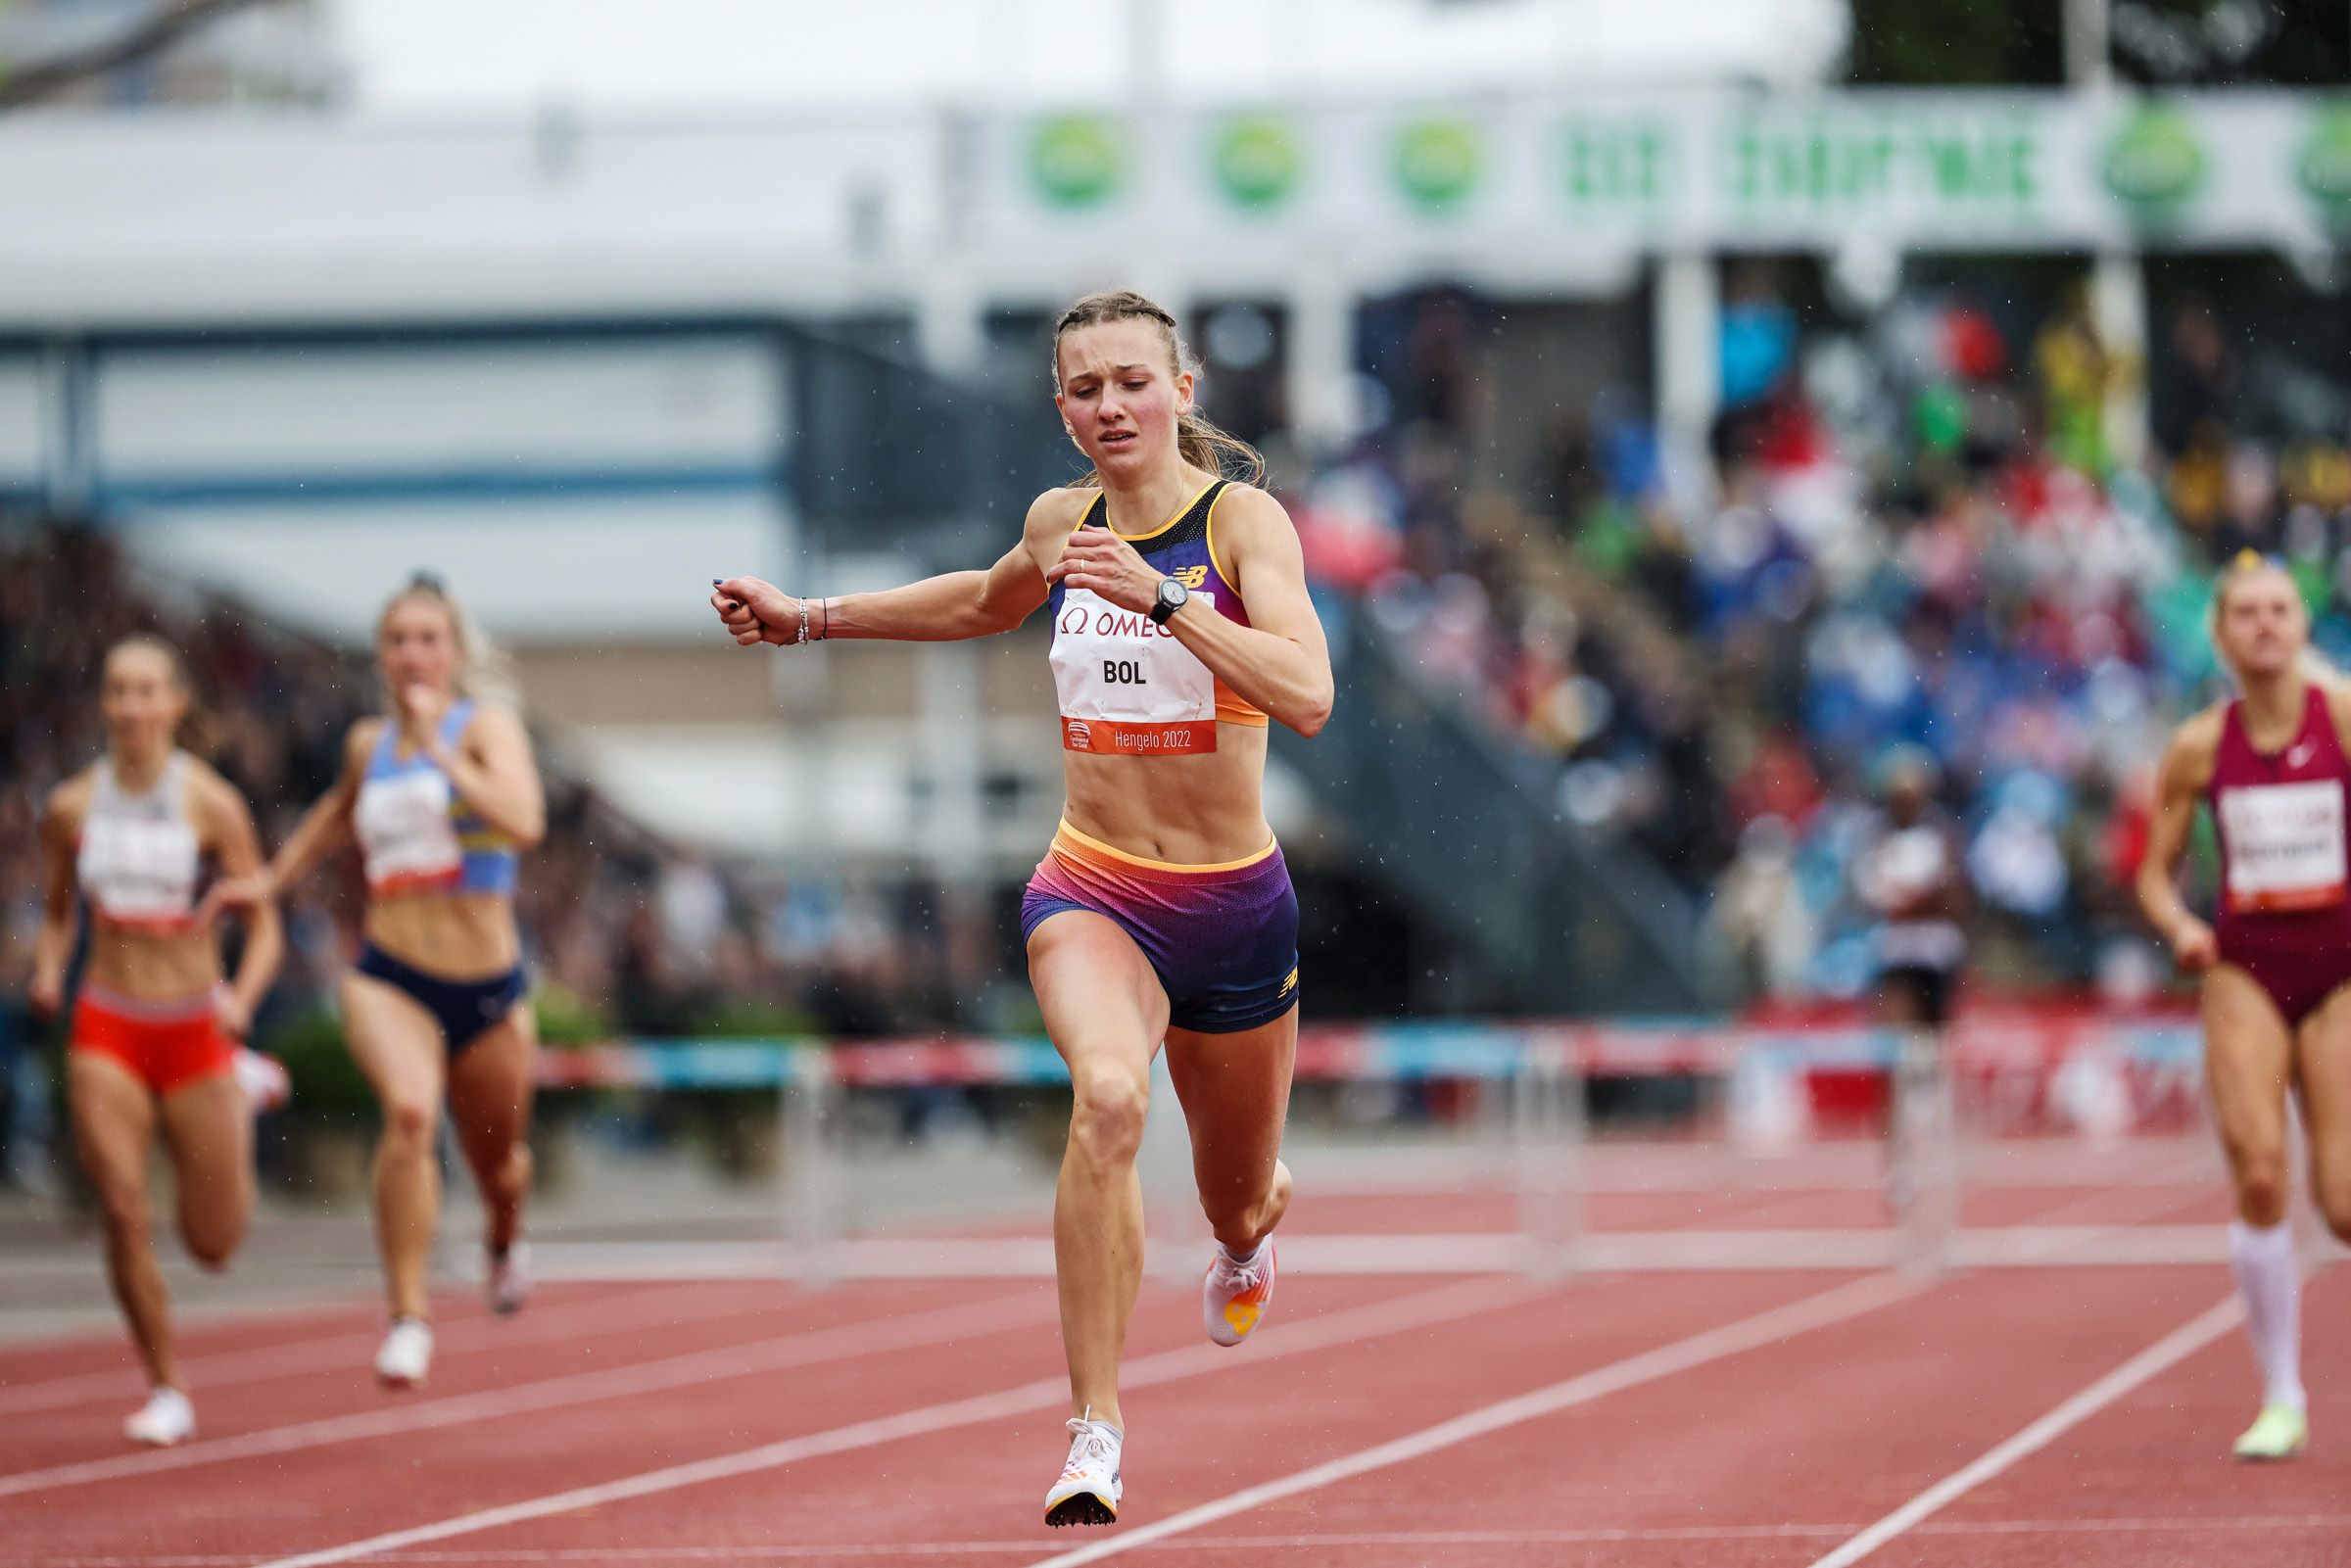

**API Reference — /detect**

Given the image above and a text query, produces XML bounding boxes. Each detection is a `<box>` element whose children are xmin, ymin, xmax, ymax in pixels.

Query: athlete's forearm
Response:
<box><xmin>2134</xmin><ymin>846</ymin><xmax>2198</xmax><ymax>939</ymax></box>
<box><xmin>227</xmin><ymin>903</ymin><xmax>284</xmax><ymax>1019</ymax></box>
<box><xmin>30</xmin><ymin>911</ymin><xmax>73</xmax><ymax>996</ymax></box>
<box><xmin>429</xmin><ymin>746</ymin><xmax>545</xmax><ymax>848</ymax></box>
<box><xmin>269</xmin><ymin>793</ymin><xmax>350</xmax><ymax>891</ymax></box>
<box><xmin>825</xmin><ymin>570</ymin><xmax>1025</xmax><ymax>642</ymax></box>
<box><xmin>1170</xmin><ymin>606</ymin><xmax>1334</xmax><ymax>736</ymax></box>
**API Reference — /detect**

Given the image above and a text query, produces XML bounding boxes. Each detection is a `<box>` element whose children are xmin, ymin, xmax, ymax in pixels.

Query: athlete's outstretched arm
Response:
<box><xmin>240</xmin><ymin>721</ymin><xmax>372</xmax><ymax>900</ymax></box>
<box><xmin>2135</xmin><ymin>717</ymin><xmax>2220</xmax><ymax>971</ymax></box>
<box><xmin>712</xmin><ymin>498</ymin><xmax>1059</xmax><ymax>647</ymax></box>
<box><xmin>1047</xmin><ymin>486</ymin><xmax>1333</xmax><ymax>736</ymax></box>
<box><xmin>201</xmin><ymin>772</ymin><xmax>283</xmax><ymax>1039</ymax></box>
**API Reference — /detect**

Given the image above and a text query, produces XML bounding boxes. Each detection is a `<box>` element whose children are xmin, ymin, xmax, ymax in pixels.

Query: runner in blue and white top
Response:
<box><xmin>218</xmin><ymin>573</ymin><xmax>546</xmax><ymax>1388</ymax></box>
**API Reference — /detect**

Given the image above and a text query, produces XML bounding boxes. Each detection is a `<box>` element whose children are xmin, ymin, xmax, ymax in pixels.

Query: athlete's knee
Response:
<box><xmin>1068</xmin><ymin>1062</ymin><xmax>1149</xmax><ymax>1166</ymax></box>
<box><xmin>380</xmin><ymin>1094</ymin><xmax>440</xmax><ymax>1153</ymax></box>
<box><xmin>2312</xmin><ymin>1171</ymin><xmax>2351</xmax><ymax>1244</ymax></box>
<box><xmin>95</xmin><ymin>1181</ymin><xmax>152</xmax><ymax>1241</ymax></box>
<box><xmin>184</xmin><ymin>1225</ymin><xmax>240</xmax><ymax>1272</ymax></box>
<box><xmin>2234</xmin><ymin>1154</ymin><xmax>2290</xmax><ymax>1227</ymax></box>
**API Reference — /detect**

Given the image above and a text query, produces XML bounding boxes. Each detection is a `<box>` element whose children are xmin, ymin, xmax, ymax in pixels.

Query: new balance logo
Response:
<box><xmin>1174</xmin><ymin>565</ymin><xmax>1209</xmax><ymax>590</ymax></box>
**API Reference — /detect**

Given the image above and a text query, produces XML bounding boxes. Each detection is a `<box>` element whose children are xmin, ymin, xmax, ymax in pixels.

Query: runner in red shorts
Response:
<box><xmin>30</xmin><ymin>637</ymin><xmax>285</xmax><ymax>1448</ymax></box>
<box><xmin>2138</xmin><ymin>552</ymin><xmax>2351</xmax><ymax>1461</ymax></box>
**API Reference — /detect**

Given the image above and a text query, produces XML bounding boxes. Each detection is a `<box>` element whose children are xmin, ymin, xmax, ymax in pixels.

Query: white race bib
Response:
<box><xmin>77</xmin><ymin>816</ymin><xmax>201</xmax><ymax>926</ymax></box>
<box><xmin>356</xmin><ymin>770</ymin><xmax>464</xmax><ymax>891</ymax></box>
<box><xmin>1049</xmin><ymin>587</ymin><xmax>1218</xmax><ymax>756</ymax></box>
<box><xmin>2220</xmin><ymin>780</ymin><xmax>2348</xmax><ymax>914</ymax></box>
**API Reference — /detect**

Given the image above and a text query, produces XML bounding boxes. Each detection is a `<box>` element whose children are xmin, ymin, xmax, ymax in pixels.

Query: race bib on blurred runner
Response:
<box><xmin>2221</xmin><ymin>781</ymin><xmax>2348</xmax><ymax>914</ymax></box>
<box><xmin>1050</xmin><ymin>588</ymin><xmax>1218</xmax><ymax>756</ymax></box>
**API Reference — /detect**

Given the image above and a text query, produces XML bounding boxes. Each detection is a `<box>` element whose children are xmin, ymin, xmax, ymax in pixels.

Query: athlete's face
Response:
<box><xmin>378</xmin><ymin>595</ymin><xmax>461</xmax><ymax>696</ymax></box>
<box><xmin>2217</xmin><ymin>568</ymin><xmax>2307</xmax><ymax>682</ymax></box>
<box><xmin>100</xmin><ymin>644</ymin><xmax>188</xmax><ymax>759</ymax></box>
<box><xmin>1055</xmin><ymin>320</ymin><xmax>1194</xmax><ymax>477</ymax></box>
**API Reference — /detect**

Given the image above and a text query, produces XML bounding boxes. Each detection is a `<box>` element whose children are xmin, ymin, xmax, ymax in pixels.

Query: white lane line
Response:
<box><xmin>35</xmin><ymin>1515</ymin><xmax>2351</xmax><ymax>1564</ymax></box>
<box><xmin>1022</xmin><ymin>1270</ymin><xmax>1922</xmax><ymax>1568</ymax></box>
<box><xmin>0</xmin><ymin>1288</ymin><xmax>1054</xmax><ymax>1500</ymax></box>
<box><xmin>1800</xmin><ymin>1293</ymin><xmax>2246</xmax><ymax>1568</ymax></box>
<box><xmin>0</xmin><ymin>1281</ymin><xmax>791</xmax><ymax>1416</ymax></box>
<box><xmin>242</xmin><ymin>1275</ymin><xmax>1537</xmax><ymax>1568</ymax></box>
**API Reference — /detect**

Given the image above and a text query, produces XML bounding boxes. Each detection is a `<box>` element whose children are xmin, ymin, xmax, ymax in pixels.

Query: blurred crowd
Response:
<box><xmin>0</xmin><ymin>523</ymin><xmax>996</xmax><ymax>1177</ymax></box>
<box><xmin>1281</xmin><ymin>271</ymin><xmax>2346</xmax><ymax>1007</ymax></box>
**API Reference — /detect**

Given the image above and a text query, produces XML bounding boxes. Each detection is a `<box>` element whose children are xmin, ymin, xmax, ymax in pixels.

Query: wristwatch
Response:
<box><xmin>1149</xmin><ymin>576</ymin><xmax>1189</xmax><ymax>626</ymax></box>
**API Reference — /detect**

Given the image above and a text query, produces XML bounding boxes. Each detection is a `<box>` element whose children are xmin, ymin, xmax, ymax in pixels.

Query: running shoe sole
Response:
<box><xmin>1045</xmin><ymin>1492</ymin><xmax>1118</xmax><ymax>1528</ymax></box>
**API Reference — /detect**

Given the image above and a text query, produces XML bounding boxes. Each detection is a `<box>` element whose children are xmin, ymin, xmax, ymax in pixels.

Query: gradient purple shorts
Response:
<box><xmin>1020</xmin><ymin>821</ymin><xmax>1300</xmax><ymax>1034</ymax></box>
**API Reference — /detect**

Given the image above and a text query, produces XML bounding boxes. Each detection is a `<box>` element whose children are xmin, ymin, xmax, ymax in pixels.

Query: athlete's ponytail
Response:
<box><xmin>1052</xmin><ymin>290</ymin><xmax>1267</xmax><ymax>490</ymax></box>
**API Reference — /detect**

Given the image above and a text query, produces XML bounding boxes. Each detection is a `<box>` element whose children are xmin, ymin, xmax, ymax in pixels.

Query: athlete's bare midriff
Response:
<box><xmin>1060</xmin><ymin>725</ymin><xmax>1273</xmax><ymax>866</ymax></box>
<box><xmin>364</xmin><ymin>892</ymin><xmax>520</xmax><ymax>980</ymax></box>
<box><xmin>83</xmin><ymin>923</ymin><xmax>221</xmax><ymax>1002</ymax></box>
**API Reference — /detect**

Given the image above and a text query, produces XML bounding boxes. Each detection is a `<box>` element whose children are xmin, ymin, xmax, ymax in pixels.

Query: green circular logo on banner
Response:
<box><xmin>2101</xmin><ymin>104</ymin><xmax>2205</xmax><ymax>225</ymax></box>
<box><xmin>1393</xmin><ymin>117</ymin><xmax>1481</xmax><ymax>213</ymax></box>
<box><xmin>2295</xmin><ymin>103</ymin><xmax>2351</xmax><ymax>228</ymax></box>
<box><xmin>1212</xmin><ymin>116</ymin><xmax>1303</xmax><ymax>211</ymax></box>
<box><xmin>1029</xmin><ymin>116</ymin><xmax>1125</xmax><ymax>210</ymax></box>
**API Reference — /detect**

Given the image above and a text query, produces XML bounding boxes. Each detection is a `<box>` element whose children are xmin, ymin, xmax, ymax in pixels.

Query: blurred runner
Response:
<box><xmin>32</xmin><ymin>636</ymin><xmax>285</xmax><ymax>1446</ymax></box>
<box><xmin>219</xmin><ymin>574</ymin><xmax>544</xmax><ymax>1388</ymax></box>
<box><xmin>2137</xmin><ymin>552</ymin><xmax>2351</xmax><ymax>1461</ymax></box>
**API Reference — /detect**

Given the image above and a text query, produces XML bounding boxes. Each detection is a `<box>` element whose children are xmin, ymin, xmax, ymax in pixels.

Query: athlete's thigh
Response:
<box><xmin>2293</xmin><ymin>979</ymin><xmax>2351</xmax><ymax>1210</ymax></box>
<box><xmin>158</xmin><ymin>1073</ymin><xmax>253</xmax><ymax>1257</ymax></box>
<box><xmin>2203</xmin><ymin>963</ymin><xmax>2294</xmax><ymax>1170</ymax></box>
<box><xmin>68</xmin><ymin>1053</ymin><xmax>157</xmax><ymax>1208</ymax></box>
<box><xmin>1164</xmin><ymin>1004</ymin><xmax>1297</xmax><ymax>1188</ymax></box>
<box><xmin>1028</xmin><ymin>910</ymin><xmax>1170</xmax><ymax>1080</ymax></box>
<box><xmin>340</xmin><ymin>972</ymin><xmax>448</xmax><ymax>1119</ymax></box>
<box><xmin>446</xmin><ymin>1005</ymin><xmax>536</xmax><ymax>1171</ymax></box>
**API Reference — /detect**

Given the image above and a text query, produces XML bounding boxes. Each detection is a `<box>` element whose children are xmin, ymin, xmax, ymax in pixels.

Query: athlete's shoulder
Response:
<box><xmin>1025</xmin><ymin>487</ymin><xmax>1095</xmax><ymax>536</ymax></box>
<box><xmin>2162</xmin><ymin>703</ymin><xmax>2229</xmax><ymax>785</ymax></box>
<box><xmin>1206</xmin><ymin>480</ymin><xmax>1297</xmax><ymax>543</ymax></box>
<box><xmin>181</xmin><ymin>756</ymin><xmax>256</xmax><ymax>825</ymax></box>
<box><xmin>42</xmin><ymin>765</ymin><xmax>98</xmax><ymax>827</ymax></box>
<box><xmin>344</xmin><ymin>716</ymin><xmax>389</xmax><ymax>769</ymax></box>
<box><xmin>2317</xmin><ymin>675</ymin><xmax>2351</xmax><ymax>729</ymax></box>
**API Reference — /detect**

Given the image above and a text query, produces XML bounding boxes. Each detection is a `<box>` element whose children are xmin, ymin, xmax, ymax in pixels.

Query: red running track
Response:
<box><xmin>1</xmin><ymin>1194</ymin><xmax>2337</xmax><ymax>1567</ymax></box>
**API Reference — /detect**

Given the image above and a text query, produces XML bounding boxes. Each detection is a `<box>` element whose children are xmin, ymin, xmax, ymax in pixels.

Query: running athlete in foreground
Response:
<box><xmin>216</xmin><ymin>575</ymin><xmax>545</xmax><ymax>1387</ymax></box>
<box><xmin>713</xmin><ymin>290</ymin><xmax>1332</xmax><ymax>1528</ymax></box>
<box><xmin>2137</xmin><ymin>552</ymin><xmax>2351</xmax><ymax>1461</ymax></box>
<box><xmin>32</xmin><ymin>637</ymin><xmax>287</xmax><ymax>1447</ymax></box>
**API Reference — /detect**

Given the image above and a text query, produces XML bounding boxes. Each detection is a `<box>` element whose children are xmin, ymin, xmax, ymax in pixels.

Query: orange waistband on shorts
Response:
<box><xmin>1048</xmin><ymin>819</ymin><xmax>1278</xmax><ymax>882</ymax></box>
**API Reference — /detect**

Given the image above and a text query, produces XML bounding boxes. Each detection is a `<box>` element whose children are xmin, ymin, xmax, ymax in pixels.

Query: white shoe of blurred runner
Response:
<box><xmin>1043</xmin><ymin>1412</ymin><xmax>1123</xmax><ymax>1528</ymax></box>
<box><xmin>374</xmin><ymin>1318</ymin><xmax>434</xmax><ymax>1389</ymax></box>
<box><xmin>124</xmin><ymin>1386</ymin><xmax>195</xmax><ymax>1447</ymax></box>
<box><xmin>1203</xmin><ymin>1239</ymin><xmax>1276</xmax><ymax>1347</ymax></box>
<box><xmin>487</xmin><ymin>1242</ymin><xmax>532</xmax><ymax>1316</ymax></box>
<box><xmin>232</xmin><ymin>1048</ymin><xmax>291</xmax><ymax>1114</ymax></box>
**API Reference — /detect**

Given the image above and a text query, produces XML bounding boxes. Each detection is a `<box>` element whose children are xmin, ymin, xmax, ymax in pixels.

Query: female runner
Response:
<box><xmin>31</xmin><ymin>636</ymin><xmax>284</xmax><ymax>1447</ymax></box>
<box><xmin>229</xmin><ymin>575</ymin><xmax>545</xmax><ymax>1387</ymax></box>
<box><xmin>714</xmin><ymin>290</ymin><xmax>1332</xmax><ymax>1528</ymax></box>
<box><xmin>2138</xmin><ymin>552</ymin><xmax>2351</xmax><ymax>1461</ymax></box>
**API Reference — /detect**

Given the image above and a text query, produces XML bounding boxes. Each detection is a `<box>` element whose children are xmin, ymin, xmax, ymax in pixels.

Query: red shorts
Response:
<box><xmin>71</xmin><ymin>984</ymin><xmax>235</xmax><ymax>1097</ymax></box>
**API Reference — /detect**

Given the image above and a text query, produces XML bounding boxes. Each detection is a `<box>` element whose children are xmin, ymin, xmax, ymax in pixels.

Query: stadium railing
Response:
<box><xmin>534</xmin><ymin>1013</ymin><xmax>2210</xmax><ymax>1283</ymax></box>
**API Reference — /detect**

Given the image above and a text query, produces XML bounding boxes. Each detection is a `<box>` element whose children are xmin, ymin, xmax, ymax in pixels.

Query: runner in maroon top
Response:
<box><xmin>2138</xmin><ymin>552</ymin><xmax>2351</xmax><ymax>1461</ymax></box>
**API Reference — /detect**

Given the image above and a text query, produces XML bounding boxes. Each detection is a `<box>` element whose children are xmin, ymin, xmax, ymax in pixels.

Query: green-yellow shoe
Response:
<box><xmin>2233</xmin><ymin>1403</ymin><xmax>2308</xmax><ymax>1461</ymax></box>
